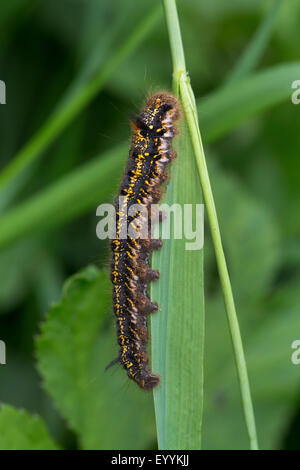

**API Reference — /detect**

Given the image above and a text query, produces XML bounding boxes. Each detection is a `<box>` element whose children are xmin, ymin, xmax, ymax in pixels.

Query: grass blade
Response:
<box><xmin>0</xmin><ymin>145</ymin><xmax>126</xmax><ymax>250</ymax></box>
<box><xmin>151</xmin><ymin>121</ymin><xmax>204</xmax><ymax>450</ymax></box>
<box><xmin>0</xmin><ymin>62</ymin><xmax>298</xmax><ymax>251</ymax></box>
<box><xmin>163</xmin><ymin>0</ymin><xmax>258</xmax><ymax>450</ymax></box>
<box><xmin>150</xmin><ymin>0</ymin><xmax>205</xmax><ymax>450</ymax></box>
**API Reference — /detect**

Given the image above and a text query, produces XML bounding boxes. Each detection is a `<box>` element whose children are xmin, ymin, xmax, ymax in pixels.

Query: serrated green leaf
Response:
<box><xmin>36</xmin><ymin>266</ymin><xmax>155</xmax><ymax>450</ymax></box>
<box><xmin>0</xmin><ymin>405</ymin><xmax>59</xmax><ymax>450</ymax></box>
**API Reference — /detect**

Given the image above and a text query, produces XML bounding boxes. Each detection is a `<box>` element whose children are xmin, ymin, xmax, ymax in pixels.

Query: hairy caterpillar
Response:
<box><xmin>110</xmin><ymin>92</ymin><xmax>180</xmax><ymax>390</ymax></box>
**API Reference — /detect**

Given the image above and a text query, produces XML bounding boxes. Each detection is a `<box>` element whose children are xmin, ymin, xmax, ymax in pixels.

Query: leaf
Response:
<box><xmin>0</xmin><ymin>405</ymin><xmax>59</xmax><ymax>450</ymax></box>
<box><xmin>151</xmin><ymin>121</ymin><xmax>205</xmax><ymax>449</ymax></box>
<box><xmin>36</xmin><ymin>266</ymin><xmax>155</xmax><ymax>450</ymax></box>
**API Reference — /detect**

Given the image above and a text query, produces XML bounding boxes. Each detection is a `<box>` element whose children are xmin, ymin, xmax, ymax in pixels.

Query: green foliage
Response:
<box><xmin>210</xmin><ymin>158</ymin><xmax>280</xmax><ymax>308</ymax></box>
<box><xmin>204</xmin><ymin>280</ymin><xmax>300</xmax><ymax>450</ymax></box>
<box><xmin>225</xmin><ymin>0</ymin><xmax>282</xmax><ymax>84</ymax></box>
<box><xmin>0</xmin><ymin>405</ymin><xmax>59</xmax><ymax>450</ymax></box>
<box><xmin>0</xmin><ymin>4</ymin><xmax>160</xmax><ymax>193</ymax></box>
<box><xmin>202</xmin><ymin>160</ymin><xmax>300</xmax><ymax>449</ymax></box>
<box><xmin>151</xmin><ymin>122</ymin><xmax>204</xmax><ymax>449</ymax></box>
<box><xmin>200</xmin><ymin>63</ymin><xmax>300</xmax><ymax>143</ymax></box>
<box><xmin>0</xmin><ymin>62</ymin><xmax>298</xmax><ymax>252</ymax></box>
<box><xmin>0</xmin><ymin>145</ymin><xmax>126</xmax><ymax>249</ymax></box>
<box><xmin>36</xmin><ymin>266</ymin><xmax>155</xmax><ymax>450</ymax></box>
<box><xmin>0</xmin><ymin>0</ymin><xmax>300</xmax><ymax>450</ymax></box>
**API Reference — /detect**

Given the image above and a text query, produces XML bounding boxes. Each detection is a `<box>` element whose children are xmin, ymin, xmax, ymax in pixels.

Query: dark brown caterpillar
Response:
<box><xmin>110</xmin><ymin>92</ymin><xmax>180</xmax><ymax>390</ymax></box>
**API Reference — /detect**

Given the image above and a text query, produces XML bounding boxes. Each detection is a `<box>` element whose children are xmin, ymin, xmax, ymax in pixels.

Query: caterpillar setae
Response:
<box><xmin>110</xmin><ymin>92</ymin><xmax>180</xmax><ymax>390</ymax></box>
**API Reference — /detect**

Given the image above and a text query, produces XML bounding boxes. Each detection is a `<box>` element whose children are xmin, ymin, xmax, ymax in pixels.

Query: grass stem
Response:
<box><xmin>163</xmin><ymin>0</ymin><xmax>259</xmax><ymax>450</ymax></box>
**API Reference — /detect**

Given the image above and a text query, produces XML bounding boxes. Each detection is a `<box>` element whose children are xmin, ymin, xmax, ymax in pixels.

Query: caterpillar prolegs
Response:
<box><xmin>110</xmin><ymin>92</ymin><xmax>180</xmax><ymax>390</ymax></box>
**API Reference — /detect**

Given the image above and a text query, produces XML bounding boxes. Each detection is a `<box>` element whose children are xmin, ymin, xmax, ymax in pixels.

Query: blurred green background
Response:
<box><xmin>0</xmin><ymin>0</ymin><xmax>300</xmax><ymax>450</ymax></box>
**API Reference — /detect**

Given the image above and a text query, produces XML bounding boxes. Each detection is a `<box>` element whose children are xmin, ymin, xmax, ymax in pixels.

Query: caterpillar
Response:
<box><xmin>110</xmin><ymin>92</ymin><xmax>180</xmax><ymax>390</ymax></box>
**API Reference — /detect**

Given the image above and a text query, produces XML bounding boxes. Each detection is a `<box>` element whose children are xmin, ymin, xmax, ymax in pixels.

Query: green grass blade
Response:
<box><xmin>163</xmin><ymin>0</ymin><xmax>258</xmax><ymax>450</ymax></box>
<box><xmin>0</xmin><ymin>5</ymin><xmax>160</xmax><ymax>193</ymax></box>
<box><xmin>0</xmin><ymin>62</ymin><xmax>298</xmax><ymax>251</ymax></box>
<box><xmin>149</xmin><ymin>0</ymin><xmax>204</xmax><ymax>450</ymax></box>
<box><xmin>151</xmin><ymin>121</ymin><xmax>204</xmax><ymax>450</ymax></box>
<box><xmin>0</xmin><ymin>145</ymin><xmax>126</xmax><ymax>250</ymax></box>
<box><xmin>225</xmin><ymin>0</ymin><xmax>281</xmax><ymax>84</ymax></box>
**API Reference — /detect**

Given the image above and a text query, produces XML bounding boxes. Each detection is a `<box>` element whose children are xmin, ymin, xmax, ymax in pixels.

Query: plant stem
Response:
<box><xmin>163</xmin><ymin>0</ymin><xmax>258</xmax><ymax>450</ymax></box>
